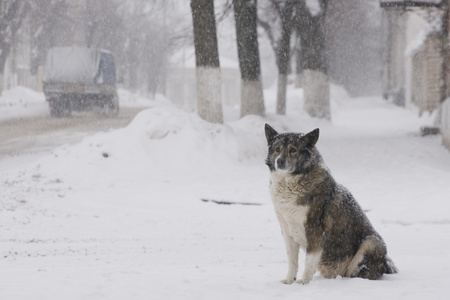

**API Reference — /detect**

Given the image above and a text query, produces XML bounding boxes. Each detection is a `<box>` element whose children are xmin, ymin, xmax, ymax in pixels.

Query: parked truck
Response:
<box><xmin>43</xmin><ymin>47</ymin><xmax>119</xmax><ymax>117</ymax></box>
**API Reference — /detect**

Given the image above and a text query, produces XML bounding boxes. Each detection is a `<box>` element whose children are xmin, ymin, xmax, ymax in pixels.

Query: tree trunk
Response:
<box><xmin>299</xmin><ymin>0</ymin><xmax>330</xmax><ymax>120</ymax></box>
<box><xmin>276</xmin><ymin>73</ymin><xmax>288</xmax><ymax>114</ymax></box>
<box><xmin>294</xmin><ymin>28</ymin><xmax>303</xmax><ymax>88</ymax></box>
<box><xmin>128</xmin><ymin>38</ymin><xmax>139</xmax><ymax>92</ymax></box>
<box><xmin>275</xmin><ymin>7</ymin><xmax>293</xmax><ymax>115</ymax></box>
<box><xmin>303</xmin><ymin>69</ymin><xmax>329</xmax><ymax>118</ymax></box>
<box><xmin>234</xmin><ymin>0</ymin><xmax>265</xmax><ymax>118</ymax></box>
<box><xmin>0</xmin><ymin>0</ymin><xmax>29</xmax><ymax>93</ymax></box>
<box><xmin>191</xmin><ymin>0</ymin><xmax>223</xmax><ymax>124</ymax></box>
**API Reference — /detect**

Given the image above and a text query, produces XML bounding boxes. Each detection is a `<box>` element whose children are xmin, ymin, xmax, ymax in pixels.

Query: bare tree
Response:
<box><xmin>27</xmin><ymin>0</ymin><xmax>181</xmax><ymax>96</ymax></box>
<box><xmin>28</xmin><ymin>0</ymin><xmax>70</xmax><ymax>75</ymax></box>
<box><xmin>191</xmin><ymin>0</ymin><xmax>223</xmax><ymax>123</ymax></box>
<box><xmin>259</xmin><ymin>0</ymin><xmax>297</xmax><ymax>115</ymax></box>
<box><xmin>84</xmin><ymin>0</ymin><xmax>125</xmax><ymax>49</ymax></box>
<box><xmin>298</xmin><ymin>0</ymin><xmax>330</xmax><ymax>120</ymax></box>
<box><xmin>234</xmin><ymin>0</ymin><xmax>265</xmax><ymax>117</ymax></box>
<box><xmin>0</xmin><ymin>0</ymin><xmax>30</xmax><ymax>92</ymax></box>
<box><xmin>294</xmin><ymin>26</ymin><xmax>303</xmax><ymax>88</ymax></box>
<box><xmin>326</xmin><ymin>0</ymin><xmax>382</xmax><ymax>97</ymax></box>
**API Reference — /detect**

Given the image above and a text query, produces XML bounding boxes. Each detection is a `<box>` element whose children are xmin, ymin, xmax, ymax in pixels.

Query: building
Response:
<box><xmin>381</xmin><ymin>0</ymin><xmax>450</xmax><ymax>150</ymax></box>
<box><xmin>409</xmin><ymin>32</ymin><xmax>443</xmax><ymax>114</ymax></box>
<box><xmin>381</xmin><ymin>0</ymin><xmax>444</xmax><ymax>109</ymax></box>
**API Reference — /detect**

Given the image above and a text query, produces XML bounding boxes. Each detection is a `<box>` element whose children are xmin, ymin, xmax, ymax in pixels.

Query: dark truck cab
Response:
<box><xmin>43</xmin><ymin>47</ymin><xmax>119</xmax><ymax>117</ymax></box>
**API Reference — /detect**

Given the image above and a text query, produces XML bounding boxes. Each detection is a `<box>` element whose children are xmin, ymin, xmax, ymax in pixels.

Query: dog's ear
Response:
<box><xmin>265</xmin><ymin>124</ymin><xmax>278</xmax><ymax>145</ymax></box>
<box><xmin>304</xmin><ymin>128</ymin><xmax>319</xmax><ymax>148</ymax></box>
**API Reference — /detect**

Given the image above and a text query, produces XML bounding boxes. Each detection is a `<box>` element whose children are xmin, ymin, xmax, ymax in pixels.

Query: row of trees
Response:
<box><xmin>0</xmin><ymin>0</ymin><xmax>186</xmax><ymax>94</ymax></box>
<box><xmin>0</xmin><ymin>0</ymin><xmax>29</xmax><ymax>90</ymax></box>
<box><xmin>191</xmin><ymin>0</ymin><xmax>331</xmax><ymax>123</ymax></box>
<box><xmin>1</xmin><ymin>0</ymin><xmax>380</xmax><ymax>123</ymax></box>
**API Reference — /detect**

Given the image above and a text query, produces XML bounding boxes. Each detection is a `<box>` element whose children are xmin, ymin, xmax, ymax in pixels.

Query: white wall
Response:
<box><xmin>404</xmin><ymin>12</ymin><xmax>429</xmax><ymax>107</ymax></box>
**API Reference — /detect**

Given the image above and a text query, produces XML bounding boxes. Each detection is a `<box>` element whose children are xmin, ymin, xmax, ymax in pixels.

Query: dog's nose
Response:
<box><xmin>277</xmin><ymin>157</ymin><xmax>286</xmax><ymax>169</ymax></box>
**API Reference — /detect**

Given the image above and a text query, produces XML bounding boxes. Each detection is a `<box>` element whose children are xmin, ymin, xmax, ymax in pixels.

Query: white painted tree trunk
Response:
<box><xmin>240</xmin><ymin>78</ymin><xmax>264</xmax><ymax>117</ymax></box>
<box><xmin>303</xmin><ymin>69</ymin><xmax>330</xmax><ymax>120</ymax></box>
<box><xmin>276</xmin><ymin>74</ymin><xmax>288</xmax><ymax>115</ymax></box>
<box><xmin>196</xmin><ymin>66</ymin><xmax>223</xmax><ymax>124</ymax></box>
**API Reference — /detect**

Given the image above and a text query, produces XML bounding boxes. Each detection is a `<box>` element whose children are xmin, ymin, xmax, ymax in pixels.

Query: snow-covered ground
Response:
<box><xmin>1</xmin><ymin>85</ymin><xmax>450</xmax><ymax>299</ymax></box>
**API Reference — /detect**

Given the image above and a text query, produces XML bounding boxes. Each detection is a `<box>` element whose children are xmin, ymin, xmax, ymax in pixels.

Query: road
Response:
<box><xmin>0</xmin><ymin>107</ymin><xmax>147</xmax><ymax>171</ymax></box>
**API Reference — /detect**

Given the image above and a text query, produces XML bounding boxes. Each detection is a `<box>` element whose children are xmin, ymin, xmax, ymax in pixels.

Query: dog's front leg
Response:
<box><xmin>296</xmin><ymin>250</ymin><xmax>322</xmax><ymax>284</ymax></box>
<box><xmin>279</xmin><ymin>221</ymin><xmax>300</xmax><ymax>284</ymax></box>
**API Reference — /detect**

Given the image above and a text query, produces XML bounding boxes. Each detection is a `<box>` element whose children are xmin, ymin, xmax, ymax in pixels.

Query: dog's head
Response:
<box><xmin>265</xmin><ymin>124</ymin><xmax>321</xmax><ymax>174</ymax></box>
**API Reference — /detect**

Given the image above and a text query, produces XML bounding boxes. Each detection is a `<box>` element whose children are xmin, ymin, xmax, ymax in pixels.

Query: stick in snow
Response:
<box><xmin>201</xmin><ymin>199</ymin><xmax>262</xmax><ymax>206</ymax></box>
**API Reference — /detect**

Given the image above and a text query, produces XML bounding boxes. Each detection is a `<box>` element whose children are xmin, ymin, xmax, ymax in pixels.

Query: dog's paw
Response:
<box><xmin>280</xmin><ymin>278</ymin><xmax>296</xmax><ymax>284</ymax></box>
<box><xmin>295</xmin><ymin>278</ymin><xmax>311</xmax><ymax>285</ymax></box>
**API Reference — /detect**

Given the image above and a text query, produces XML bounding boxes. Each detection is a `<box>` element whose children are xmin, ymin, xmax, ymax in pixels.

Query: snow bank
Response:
<box><xmin>0</xmin><ymin>86</ymin><xmax>164</xmax><ymax>121</ymax></box>
<box><xmin>117</xmin><ymin>88</ymin><xmax>168</xmax><ymax>107</ymax></box>
<box><xmin>0</xmin><ymin>86</ymin><xmax>47</xmax><ymax>120</ymax></box>
<box><xmin>51</xmin><ymin>104</ymin><xmax>267</xmax><ymax>174</ymax></box>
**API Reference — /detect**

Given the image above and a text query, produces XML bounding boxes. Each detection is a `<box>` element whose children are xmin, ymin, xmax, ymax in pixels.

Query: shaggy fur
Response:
<box><xmin>265</xmin><ymin>124</ymin><xmax>398</xmax><ymax>284</ymax></box>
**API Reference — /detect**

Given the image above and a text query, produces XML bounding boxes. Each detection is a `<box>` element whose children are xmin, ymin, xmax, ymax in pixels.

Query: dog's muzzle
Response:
<box><xmin>276</xmin><ymin>157</ymin><xmax>286</xmax><ymax>170</ymax></box>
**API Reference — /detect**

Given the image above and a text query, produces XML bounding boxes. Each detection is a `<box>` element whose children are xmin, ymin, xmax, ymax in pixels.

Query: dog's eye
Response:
<box><xmin>289</xmin><ymin>148</ymin><xmax>297</xmax><ymax>154</ymax></box>
<box><xmin>275</xmin><ymin>147</ymin><xmax>280</xmax><ymax>153</ymax></box>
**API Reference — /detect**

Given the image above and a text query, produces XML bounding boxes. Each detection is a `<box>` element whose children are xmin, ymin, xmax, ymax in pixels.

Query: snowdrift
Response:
<box><xmin>1</xmin><ymin>84</ymin><xmax>450</xmax><ymax>299</ymax></box>
<box><xmin>0</xmin><ymin>86</ymin><xmax>47</xmax><ymax>120</ymax></box>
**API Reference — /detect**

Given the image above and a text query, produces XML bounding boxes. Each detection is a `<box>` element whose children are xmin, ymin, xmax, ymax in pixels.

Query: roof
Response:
<box><xmin>380</xmin><ymin>0</ymin><xmax>442</xmax><ymax>7</ymax></box>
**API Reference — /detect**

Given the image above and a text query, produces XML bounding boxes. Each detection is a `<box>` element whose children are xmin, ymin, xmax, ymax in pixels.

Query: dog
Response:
<box><xmin>265</xmin><ymin>124</ymin><xmax>398</xmax><ymax>284</ymax></box>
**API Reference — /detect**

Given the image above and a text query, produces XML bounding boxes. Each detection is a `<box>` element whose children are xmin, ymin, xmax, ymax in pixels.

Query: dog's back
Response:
<box><xmin>313</xmin><ymin>180</ymin><xmax>397</xmax><ymax>279</ymax></box>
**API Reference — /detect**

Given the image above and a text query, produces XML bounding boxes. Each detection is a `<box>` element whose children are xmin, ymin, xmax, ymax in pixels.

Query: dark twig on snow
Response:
<box><xmin>201</xmin><ymin>199</ymin><xmax>262</xmax><ymax>206</ymax></box>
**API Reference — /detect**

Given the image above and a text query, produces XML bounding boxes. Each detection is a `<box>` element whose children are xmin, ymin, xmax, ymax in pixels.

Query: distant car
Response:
<box><xmin>43</xmin><ymin>47</ymin><xmax>119</xmax><ymax>117</ymax></box>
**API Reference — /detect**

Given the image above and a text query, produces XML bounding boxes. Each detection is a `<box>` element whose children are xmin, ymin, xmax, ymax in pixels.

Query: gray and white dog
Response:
<box><xmin>265</xmin><ymin>124</ymin><xmax>398</xmax><ymax>284</ymax></box>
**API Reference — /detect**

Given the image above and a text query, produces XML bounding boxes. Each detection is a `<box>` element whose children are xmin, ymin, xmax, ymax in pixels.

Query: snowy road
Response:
<box><xmin>0</xmin><ymin>107</ymin><xmax>147</xmax><ymax>171</ymax></box>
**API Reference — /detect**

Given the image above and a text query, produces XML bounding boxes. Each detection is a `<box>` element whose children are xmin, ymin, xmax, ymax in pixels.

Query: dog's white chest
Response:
<box><xmin>270</xmin><ymin>171</ymin><xmax>309</xmax><ymax>248</ymax></box>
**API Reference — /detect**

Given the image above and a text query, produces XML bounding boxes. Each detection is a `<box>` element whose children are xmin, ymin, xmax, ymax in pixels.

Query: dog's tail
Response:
<box><xmin>384</xmin><ymin>256</ymin><xmax>398</xmax><ymax>274</ymax></box>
